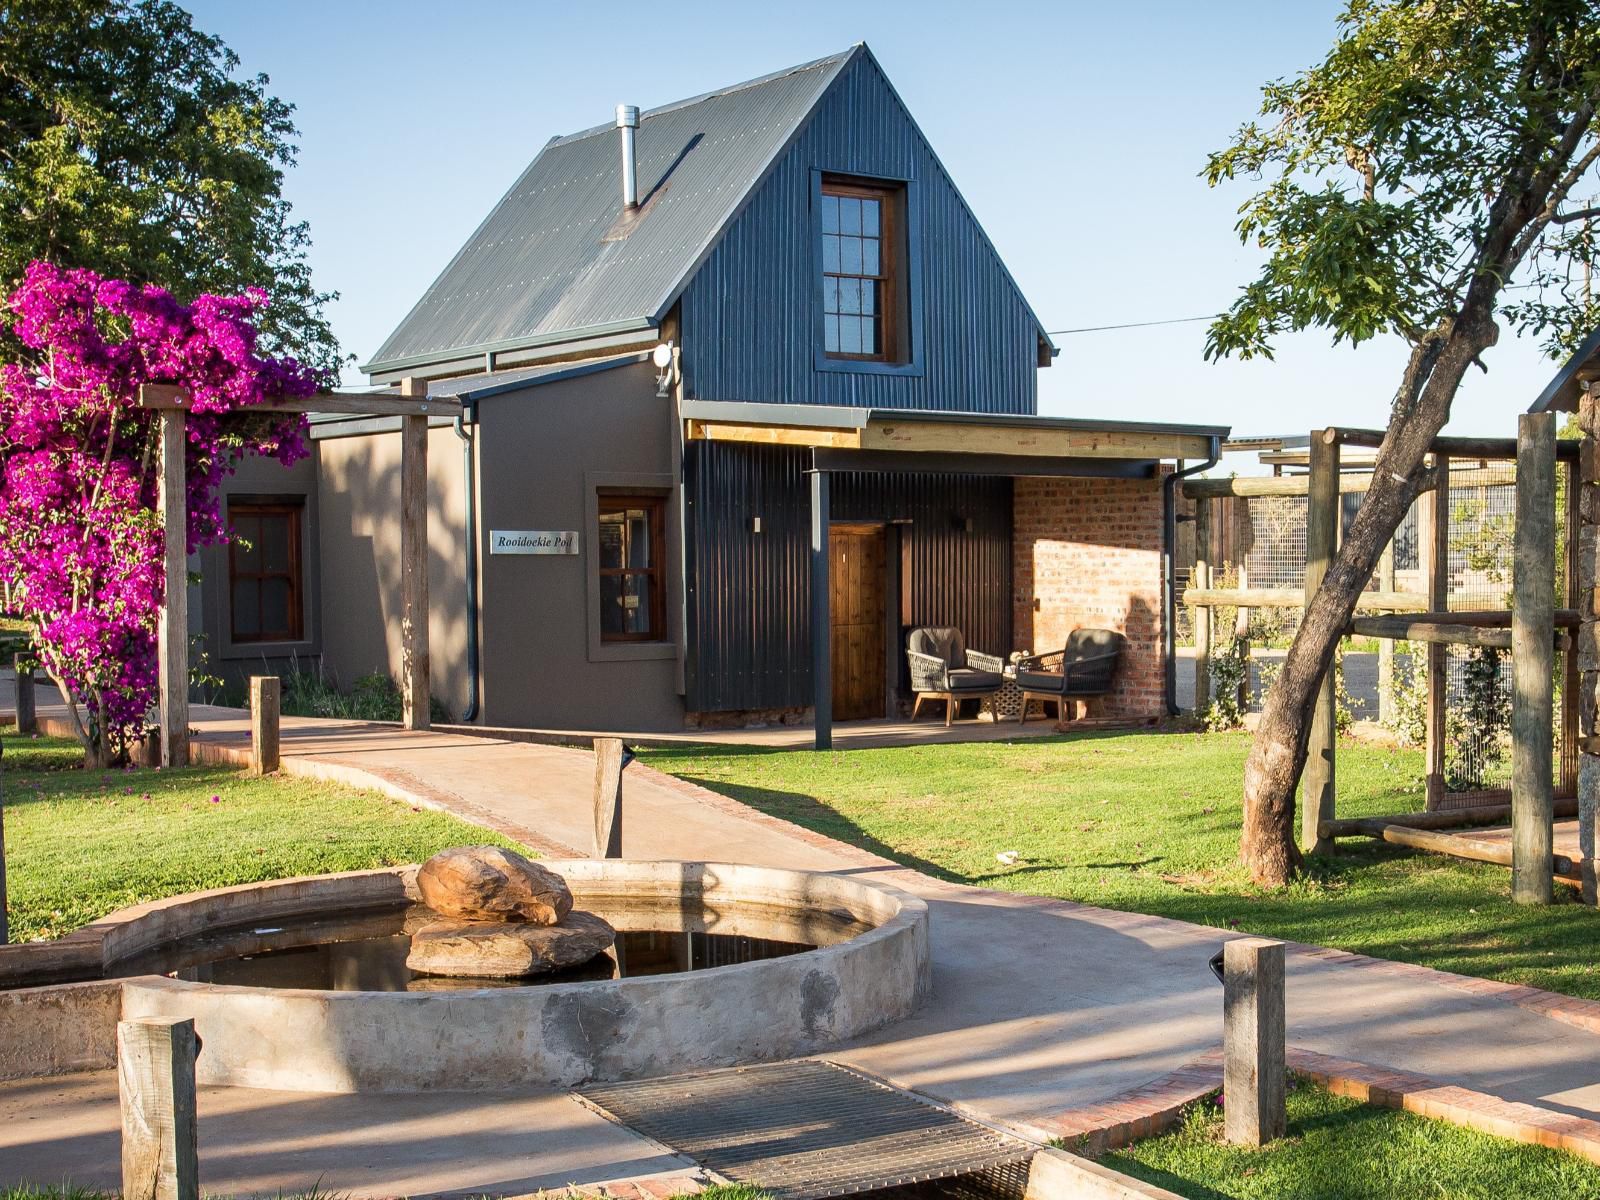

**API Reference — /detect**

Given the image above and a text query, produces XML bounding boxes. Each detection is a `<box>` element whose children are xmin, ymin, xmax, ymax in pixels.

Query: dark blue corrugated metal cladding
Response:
<box><xmin>678</xmin><ymin>51</ymin><xmax>1044</xmax><ymax>415</ymax></box>
<box><xmin>684</xmin><ymin>442</ymin><xmax>1011</xmax><ymax>714</ymax></box>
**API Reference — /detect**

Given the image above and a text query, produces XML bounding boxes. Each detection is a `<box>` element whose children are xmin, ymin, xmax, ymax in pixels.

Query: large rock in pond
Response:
<box><xmin>405</xmin><ymin>910</ymin><xmax>617</xmax><ymax>978</ymax></box>
<box><xmin>416</xmin><ymin>845</ymin><xmax>573</xmax><ymax>925</ymax></box>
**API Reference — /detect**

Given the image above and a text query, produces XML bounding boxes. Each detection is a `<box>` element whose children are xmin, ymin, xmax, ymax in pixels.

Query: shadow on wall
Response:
<box><xmin>315</xmin><ymin>427</ymin><xmax>473</xmax><ymax>718</ymax></box>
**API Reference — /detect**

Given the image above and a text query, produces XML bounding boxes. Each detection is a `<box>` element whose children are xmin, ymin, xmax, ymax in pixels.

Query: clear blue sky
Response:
<box><xmin>189</xmin><ymin>0</ymin><xmax>1568</xmax><ymax>447</ymax></box>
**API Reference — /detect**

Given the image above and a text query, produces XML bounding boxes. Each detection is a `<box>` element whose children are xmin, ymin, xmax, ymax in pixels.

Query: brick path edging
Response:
<box><xmin>1031</xmin><ymin>1047</ymin><xmax>1600</xmax><ymax>1165</ymax></box>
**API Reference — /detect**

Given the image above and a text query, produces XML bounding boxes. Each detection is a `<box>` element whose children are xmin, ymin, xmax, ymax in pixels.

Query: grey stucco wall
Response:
<box><xmin>475</xmin><ymin>361</ymin><xmax>684</xmax><ymax>731</ymax></box>
<box><xmin>315</xmin><ymin>421</ymin><xmax>472</xmax><ymax>718</ymax></box>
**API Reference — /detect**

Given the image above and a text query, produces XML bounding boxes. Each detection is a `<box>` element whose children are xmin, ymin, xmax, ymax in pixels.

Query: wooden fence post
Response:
<box><xmin>1223</xmin><ymin>937</ymin><xmax>1286</xmax><ymax>1146</ymax></box>
<box><xmin>1579</xmin><ymin>383</ymin><xmax>1600</xmax><ymax>906</ymax></box>
<box><xmin>12</xmin><ymin>655</ymin><xmax>35</xmax><ymax>735</ymax></box>
<box><xmin>1194</xmin><ymin>498</ymin><xmax>1213</xmax><ymax>715</ymax></box>
<box><xmin>158</xmin><ymin>409</ymin><xmax>189</xmax><ymax>768</ymax></box>
<box><xmin>1377</xmin><ymin>538</ymin><xmax>1396</xmax><ymax>725</ymax></box>
<box><xmin>118</xmin><ymin>1016</ymin><xmax>199</xmax><ymax>1200</ymax></box>
<box><xmin>1232</xmin><ymin>500</ymin><xmax>1252</xmax><ymax>711</ymax></box>
<box><xmin>248</xmin><ymin>676</ymin><xmax>280</xmax><ymax>776</ymax></box>
<box><xmin>1422</xmin><ymin>456</ymin><xmax>1450</xmax><ymax>809</ymax></box>
<box><xmin>593</xmin><ymin>738</ymin><xmax>626</xmax><ymax>858</ymax></box>
<box><xmin>1513</xmin><ymin>413</ymin><xmax>1556</xmax><ymax>906</ymax></box>
<box><xmin>399</xmin><ymin>379</ymin><xmax>430</xmax><ymax>732</ymax></box>
<box><xmin>1302</xmin><ymin>431</ymin><xmax>1338</xmax><ymax>854</ymax></box>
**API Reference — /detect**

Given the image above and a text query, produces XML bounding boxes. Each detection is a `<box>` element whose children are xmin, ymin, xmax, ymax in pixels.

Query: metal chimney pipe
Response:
<box><xmin>616</xmin><ymin>104</ymin><xmax>640</xmax><ymax>209</ymax></box>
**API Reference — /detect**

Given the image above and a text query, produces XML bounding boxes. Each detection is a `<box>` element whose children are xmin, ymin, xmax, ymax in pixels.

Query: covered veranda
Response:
<box><xmin>679</xmin><ymin>399</ymin><xmax>1229</xmax><ymax>749</ymax></box>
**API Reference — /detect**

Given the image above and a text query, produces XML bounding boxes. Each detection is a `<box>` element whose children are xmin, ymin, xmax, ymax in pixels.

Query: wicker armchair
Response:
<box><xmin>1015</xmin><ymin>629</ymin><xmax>1125</xmax><ymax>726</ymax></box>
<box><xmin>906</xmin><ymin>626</ymin><xmax>1006</xmax><ymax>726</ymax></box>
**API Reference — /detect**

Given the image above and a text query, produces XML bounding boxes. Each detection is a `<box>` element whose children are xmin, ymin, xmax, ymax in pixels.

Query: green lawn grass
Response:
<box><xmin>1</xmin><ymin>727</ymin><xmax>518</xmax><ymax>942</ymax></box>
<box><xmin>1103</xmin><ymin>1081</ymin><xmax>1600</xmax><ymax>1199</ymax></box>
<box><xmin>638</xmin><ymin>730</ymin><xmax>1600</xmax><ymax>999</ymax></box>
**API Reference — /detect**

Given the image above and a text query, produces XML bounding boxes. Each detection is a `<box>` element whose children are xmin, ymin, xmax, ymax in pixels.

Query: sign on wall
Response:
<box><xmin>490</xmin><ymin>530</ymin><xmax>579</xmax><ymax>555</ymax></box>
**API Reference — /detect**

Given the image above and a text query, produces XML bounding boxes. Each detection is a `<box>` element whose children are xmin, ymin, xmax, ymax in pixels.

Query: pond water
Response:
<box><xmin>109</xmin><ymin>901</ymin><xmax>872</xmax><ymax>992</ymax></box>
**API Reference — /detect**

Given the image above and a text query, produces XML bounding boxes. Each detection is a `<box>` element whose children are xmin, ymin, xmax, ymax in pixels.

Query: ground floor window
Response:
<box><xmin>597</xmin><ymin>494</ymin><xmax>665</xmax><ymax>641</ymax></box>
<box><xmin>229</xmin><ymin>501</ymin><xmax>304</xmax><ymax>643</ymax></box>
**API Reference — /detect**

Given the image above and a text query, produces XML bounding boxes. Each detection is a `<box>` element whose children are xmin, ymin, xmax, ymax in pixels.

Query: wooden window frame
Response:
<box><xmin>228</xmin><ymin>501</ymin><xmax>304</xmax><ymax>644</ymax></box>
<box><xmin>820</xmin><ymin>177</ymin><xmax>902</xmax><ymax>364</ymax></box>
<box><xmin>597</xmin><ymin>494</ymin><xmax>667</xmax><ymax>643</ymax></box>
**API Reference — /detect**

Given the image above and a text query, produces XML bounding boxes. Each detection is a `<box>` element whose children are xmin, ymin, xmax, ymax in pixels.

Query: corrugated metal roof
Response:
<box><xmin>1528</xmin><ymin>325</ymin><xmax>1600</xmax><ymax>414</ymax></box>
<box><xmin>363</xmin><ymin>50</ymin><xmax>860</xmax><ymax>376</ymax></box>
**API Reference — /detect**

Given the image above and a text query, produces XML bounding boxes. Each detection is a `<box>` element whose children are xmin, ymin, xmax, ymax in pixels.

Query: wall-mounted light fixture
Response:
<box><xmin>654</xmin><ymin>341</ymin><xmax>678</xmax><ymax>399</ymax></box>
<box><xmin>751</xmin><ymin>516</ymin><xmax>763</xmax><ymax>534</ymax></box>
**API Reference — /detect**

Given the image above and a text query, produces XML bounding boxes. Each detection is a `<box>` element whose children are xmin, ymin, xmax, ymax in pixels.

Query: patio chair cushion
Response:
<box><xmin>946</xmin><ymin>667</ymin><xmax>1003</xmax><ymax>691</ymax></box>
<box><xmin>1015</xmin><ymin>667</ymin><xmax>1066</xmax><ymax>694</ymax></box>
<box><xmin>907</xmin><ymin>626</ymin><xmax>967</xmax><ymax>670</ymax></box>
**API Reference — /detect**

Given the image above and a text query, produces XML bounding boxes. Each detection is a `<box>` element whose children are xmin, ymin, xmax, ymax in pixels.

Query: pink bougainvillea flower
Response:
<box><xmin>0</xmin><ymin>262</ymin><xmax>318</xmax><ymax>762</ymax></box>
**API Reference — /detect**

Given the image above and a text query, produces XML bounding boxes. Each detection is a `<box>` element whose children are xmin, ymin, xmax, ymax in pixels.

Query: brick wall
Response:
<box><xmin>1013</xmin><ymin>475</ymin><xmax>1167</xmax><ymax>719</ymax></box>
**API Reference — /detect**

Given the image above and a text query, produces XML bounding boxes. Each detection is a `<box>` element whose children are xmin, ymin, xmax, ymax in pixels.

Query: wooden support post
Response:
<box><xmin>12</xmin><ymin>654</ymin><xmax>35</xmax><ymax>735</ymax></box>
<box><xmin>1563</xmin><ymin>453</ymin><xmax>1581</xmax><ymax>798</ymax></box>
<box><xmin>1194</xmin><ymin>498</ymin><xmax>1213</xmax><ymax>714</ymax></box>
<box><xmin>399</xmin><ymin>379</ymin><xmax>430</xmax><ymax>732</ymax></box>
<box><xmin>1422</xmin><ymin>456</ymin><xmax>1450</xmax><ymax>809</ymax></box>
<box><xmin>1302</xmin><ymin>431</ymin><xmax>1338</xmax><ymax>855</ymax></box>
<box><xmin>1223</xmin><ymin>937</ymin><xmax>1286</xmax><ymax>1147</ymax></box>
<box><xmin>118</xmin><ymin>1016</ymin><xmax>199</xmax><ymax>1200</ymax></box>
<box><xmin>158</xmin><ymin>410</ymin><xmax>189</xmax><ymax>769</ymax></box>
<box><xmin>593</xmin><ymin>737</ymin><xmax>625</xmax><ymax>858</ymax></box>
<box><xmin>810</xmin><ymin>469</ymin><xmax>832</xmax><ymax>751</ymax></box>
<box><xmin>1232</xmin><ymin>499</ymin><xmax>1252</xmax><ymax>711</ymax></box>
<box><xmin>1377</xmin><ymin>537</ymin><xmax>1396</xmax><ymax>725</ymax></box>
<box><xmin>1513</xmin><ymin>413</ymin><xmax>1556</xmax><ymax>906</ymax></box>
<box><xmin>248</xmin><ymin>676</ymin><xmax>280</xmax><ymax>776</ymax></box>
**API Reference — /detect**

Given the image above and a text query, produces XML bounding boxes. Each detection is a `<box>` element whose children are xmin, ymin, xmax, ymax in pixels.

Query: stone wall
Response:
<box><xmin>1012</xmin><ymin>475</ymin><xmax>1167</xmax><ymax>719</ymax></box>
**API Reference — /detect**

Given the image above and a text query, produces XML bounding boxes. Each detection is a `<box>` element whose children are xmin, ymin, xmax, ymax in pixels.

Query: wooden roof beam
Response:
<box><xmin>136</xmin><ymin>383</ymin><xmax>461</xmax><ymax>418</ymax></box>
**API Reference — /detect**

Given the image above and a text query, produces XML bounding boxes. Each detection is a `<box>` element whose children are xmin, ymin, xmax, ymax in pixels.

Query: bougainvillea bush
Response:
<box><xmin>0</xmin><ymin>261</ymin><xmax>318</xmax><ymax>765</ymax></box>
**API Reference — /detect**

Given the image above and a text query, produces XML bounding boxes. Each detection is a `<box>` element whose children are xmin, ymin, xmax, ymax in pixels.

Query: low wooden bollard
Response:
<box><xmin>1223</xmin><ymin>937</ymin><xmax>1286</xmax><ymax>1146</ymax></box>
<box><xmin>593</xmin><ymin>738</ymin><xmax>629</xmax><ymax>858</ymax></box>
<box><xmin>13</xmin><ymin>655</ymin><xmax>35</xmax><ymax>735</ymax></box>
<box><xmin>118</xmin><ymin>1016</ymin><xmax>199</xmax><ymax>1200</ymax></box>
<box><xmin>248</xmin><ymin>676</ymin><xmax>280</xmax><ymax>776</ymax></box>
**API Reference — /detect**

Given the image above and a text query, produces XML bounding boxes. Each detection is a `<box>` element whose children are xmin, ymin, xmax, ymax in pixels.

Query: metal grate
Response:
<box><xmin>575</xmin><ymin>1060</ymin><xmax>1037</xmax><ymax>1200</ymax></box>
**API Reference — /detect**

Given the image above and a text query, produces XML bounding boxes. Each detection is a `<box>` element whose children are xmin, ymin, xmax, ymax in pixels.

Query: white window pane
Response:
<box><xmin>825</xmin><ymin>314</ymin><xmax>840</xmax><ymax>351</ymax></box>
<box><xmin>862</xmin><ymin>238</ymin><xmax>879</xmax><ymax>276</ymax></box>
<box><xmin>821</xmin><ymin>194</ymin><xmax>839</xmax><ymax>234</ymax></box>
<box><xmin>863</xmin><ymin>317</ymin><xmax>879</xmax><ymax>356</ymax></box>
<box><xmin>823</xmin><ymin>234</ymin><xmax>840</xmax><ymax>273</ymax></box>
<box><xmin>841</xmin><ymin>237</ymin><xmax>863</xmax><ymax>275</ymax></box>
<box><xmin>840</xmin><ymin>316</ymin><xmax>862</xmax><ymax>354</ymax></box>
<box><xmin>839</xmin><ymin>277</ymin><xmax>861</xmax><ymax>315</ymax></box>
<box><xmin>823</xmin><ymin>276</ymin><xmax>838</xmax><ymax>314</ymax></box>
<box><xmin>840</xmin><ymin>196</ymin><xmax>861</xmax><ymax>235</ymax></box>
<box><xmin>862</xmin><ymin>199</ymin><xmax>880</xmax><ymax>237</ymax></box>
<box><xmin>862</xmin><ymin>280</ymin><xmax>877</xmax><ymax>315</ymax></box>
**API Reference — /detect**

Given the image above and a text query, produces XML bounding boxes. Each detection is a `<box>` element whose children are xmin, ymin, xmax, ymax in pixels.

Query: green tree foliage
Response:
<box><xmin>1205</xmin><ymin>0</ymin><xmax>1600</xmax><ymax>885</ymax></box>
<box><xmin>0</xmin><ymin>0</ymin><xmax>340</xmax><ymax>378</ymax></box>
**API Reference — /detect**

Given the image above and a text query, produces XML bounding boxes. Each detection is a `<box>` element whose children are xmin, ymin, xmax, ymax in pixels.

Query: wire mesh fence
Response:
<box><xmin>1180</xmin><ymin>456</ymin><xmax>1568</xmax><ymax>801</ymax></box>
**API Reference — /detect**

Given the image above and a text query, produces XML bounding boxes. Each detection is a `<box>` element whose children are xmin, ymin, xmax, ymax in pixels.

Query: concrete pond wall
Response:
<box><xmin>1</xmin><ymin>861</ymin><xmax>930</xmax><ymax>1093</ymax></box>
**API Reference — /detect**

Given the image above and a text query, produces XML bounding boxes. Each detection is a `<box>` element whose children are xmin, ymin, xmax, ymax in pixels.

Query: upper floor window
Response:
<box><xmin>229</xmin><ymin>501</ymin><xmax>304</xmax><ymax>643</ymax></box>
<box><xmin>597</xmin><ymin>494</ymin><xmax>666</xmax><ymax>642</ymax></box>
<box><xmin>821</xmin><ymin>179</ymin><xmax>901</xmax><ymax>362</ymax></box>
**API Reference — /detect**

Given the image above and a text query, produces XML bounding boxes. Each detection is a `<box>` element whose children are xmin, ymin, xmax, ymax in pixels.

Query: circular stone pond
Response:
<box><xmin>29</xmin><ymin>860</ymin><xmax>930</xmax><ymax>1092</ymax></box>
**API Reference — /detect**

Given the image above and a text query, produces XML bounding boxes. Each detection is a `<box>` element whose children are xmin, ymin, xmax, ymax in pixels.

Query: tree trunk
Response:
<box><xmin>1240</xmin><ymin>319</ymin><xmax>1497</xmax><ymax>885</ymax></box>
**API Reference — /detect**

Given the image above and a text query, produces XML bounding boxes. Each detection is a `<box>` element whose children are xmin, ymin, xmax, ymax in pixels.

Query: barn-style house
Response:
<box><xmin>194</xmin><ymin>45</ymin><xmax>1228</xmax><ymax>742</ymax></box>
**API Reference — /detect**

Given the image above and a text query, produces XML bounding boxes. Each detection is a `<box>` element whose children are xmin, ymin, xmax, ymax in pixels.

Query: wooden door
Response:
<box><xmin>830</xmin><ymin>525</ymin><xmax>886</xmax><ymax>721</ymax></box>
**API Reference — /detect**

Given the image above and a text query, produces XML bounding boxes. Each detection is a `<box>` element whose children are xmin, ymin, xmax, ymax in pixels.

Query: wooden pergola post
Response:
<box><xmin>1579</xmin><ymin>382</ymin><xmax>1600</xmax><ymax>906</ymax></box>
<box><xmin>399</xmin><ymin>378</ymin><xmax>431</xmax><ymax>732</ymax></box>
<box><xmin>1193</xmin><ymin>497</ymin><xmax>1213</xmax><ymax>714</ymax></box>
<box><xmin>1302</xmin><ymin>430</ymin><xmax>1338</xmax><ymax>854</ymax></box>
<box><xmin>1512</xmin><ymin>412</ymin><xmax>1556</xmax><ymax>905</ymax></box>
<box><xmin>810</xmin><ymin>468</ymin><xmax>832</xmax><ymax>751</ymax></box>
<box><xmin>1377</xmin><ymin>537</ymin><xmax>1396</xmax><ymax>725</ymax></box>
<box><xmin>1422</xmin><ymin>455</ymin><xmax>1450</xmax><ymax>809</ymax></box>
<box><xmin>157</xmin><ymin>409</ymin><xmax>189</xmax><ymax>769</ymax></box>
<box><xmin>1232</xmin><ymin>499</ymin><xmax>1252</xmax><ymax>711</ymax></box>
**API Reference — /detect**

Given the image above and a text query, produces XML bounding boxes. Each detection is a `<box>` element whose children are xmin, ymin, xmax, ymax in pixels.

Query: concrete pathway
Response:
<box><xmin>6</xmin><ymin>701</ymin><xmax>1600</xmax><ymax>1195</ymax></box>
